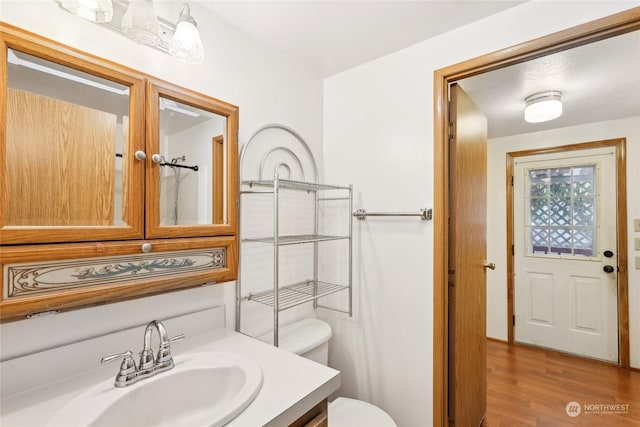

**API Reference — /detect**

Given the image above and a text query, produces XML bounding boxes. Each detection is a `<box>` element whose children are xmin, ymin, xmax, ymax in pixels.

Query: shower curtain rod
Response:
<box><xmin>115</xmin><ymin>153</ymin><xmax>198</xmax><ymax>171</ymax></box>
<box><xmin>158</xmin><ymin>162</ymin><xmax>199</xmax><ymax>171</ymax></box>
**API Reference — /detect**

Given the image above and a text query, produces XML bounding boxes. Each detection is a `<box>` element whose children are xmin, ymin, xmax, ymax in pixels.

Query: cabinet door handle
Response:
<box><xmin>134</xmin><ymin>150</ymin><xmax>147</xmax><ymax>161</ymax></box>
<box><xmin>152</xmin><ymin>154</ymin><xmax>163</xmax><ymax>164</ymax></box>
<box><xmin>141</xmin><ymin>243</ymin><xmax>152</xmax><ymax>253</ymax></box>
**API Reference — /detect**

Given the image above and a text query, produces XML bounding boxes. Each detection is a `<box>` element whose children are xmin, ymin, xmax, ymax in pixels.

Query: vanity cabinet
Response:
<box><xmin>0</xmin><ymin>23</ymin><xmax>239</xmax><ymax>320</ymax></box>
<box><xmin>290</xmin><ymin>399</ymin><xmax>328</xmax><ymax>427</ymax></box>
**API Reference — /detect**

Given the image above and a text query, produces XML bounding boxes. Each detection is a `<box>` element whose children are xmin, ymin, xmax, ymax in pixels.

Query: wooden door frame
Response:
<box><xmin>506</xmin><ymin>139</ymin><xmax>629</xmax><ymax>367</ymax></box>
<box><xmin>212</xmin><ymin>134</ymin><xmax>225</xmax><ymax>224</ymax></box>
<box><xmin>433</xmin><ymin>8</ymin><xmax>640</xmax><ymax>426</ymax></box>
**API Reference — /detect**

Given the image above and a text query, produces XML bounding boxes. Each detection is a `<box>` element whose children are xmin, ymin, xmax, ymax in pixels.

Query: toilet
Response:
<box><xmin>260</xmin><ymin>318</ymin><xmax>397</xmax><ymax>426</ymax></box>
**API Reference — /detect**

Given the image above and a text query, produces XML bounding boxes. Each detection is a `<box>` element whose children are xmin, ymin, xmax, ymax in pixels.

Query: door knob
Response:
<box><xmin>483</xmin><ymin>260</ymin><xmax>496</xmax><ymax>270</ymax></box>
<box><xmin>603</xmin><ymin>265</ymin><xmax>615</xmax><ymax>273</ymax></box>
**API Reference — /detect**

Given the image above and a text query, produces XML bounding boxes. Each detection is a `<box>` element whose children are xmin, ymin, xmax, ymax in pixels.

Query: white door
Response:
<box><xmin>513</xmin><ymin>146</ymin><xmax>618</xmax><ymax>363</ymax></box>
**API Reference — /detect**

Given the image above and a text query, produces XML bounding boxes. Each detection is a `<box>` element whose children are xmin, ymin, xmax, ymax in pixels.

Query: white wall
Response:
<box><xmin>0</xmin><ymin>0</ymin><xmax>324</xmax><ymax>360</ymax></box>
<box><xmin>3</xmin><ymin>0</ymin><xmax>640</xmax><ymax>423</ymax></box>
<box><xmin>322</xmin><ymin>1</ymin><xmax>640</xmax><ymax>425</ymax></box>
<box><xmin>486</xmin><ymin>116</ymin><xmax>640</xmax><ymax>368</ymax></box>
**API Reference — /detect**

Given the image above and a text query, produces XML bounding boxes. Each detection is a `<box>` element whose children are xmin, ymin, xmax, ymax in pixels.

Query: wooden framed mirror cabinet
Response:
<box><xmin>0</xmin><ymin>23</ymin><xmax>239</xmax><ymax>321</ymax></box>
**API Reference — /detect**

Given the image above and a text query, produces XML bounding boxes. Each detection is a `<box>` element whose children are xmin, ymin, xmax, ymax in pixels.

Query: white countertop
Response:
<box><xmin>0</xmin><ymin>328</ymin><xmax>341</xmax><ymax>427</ymax></box>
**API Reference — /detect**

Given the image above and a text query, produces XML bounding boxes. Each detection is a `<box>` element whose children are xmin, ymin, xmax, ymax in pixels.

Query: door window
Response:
<box><xmin>526</xmin><ymin>164</ymin><xmax>597</xmax><ymax>257</ymax></box>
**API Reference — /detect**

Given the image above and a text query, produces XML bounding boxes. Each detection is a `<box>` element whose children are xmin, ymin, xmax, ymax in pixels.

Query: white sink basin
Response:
<box><xmin>47</xmin><ymin>352</ymin><xmax>263</xmax><ymax>427</ymax></box>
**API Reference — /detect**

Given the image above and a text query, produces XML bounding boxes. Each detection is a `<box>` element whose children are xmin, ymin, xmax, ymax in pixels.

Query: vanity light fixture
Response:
<box><xmin>56</xmin><ymin>1</ymin><xmax>204</xmax><ymax>64</ymax></box>
<box><xmin>121</xmin><ymin>0</ymin><xmax>161</xmax><ymax>47</ymax></box>
<box><xmin>524</xmin><ymin>91</ymin><xmax>563</xmax><ymax>123</ymax></box>
<box><xmin>169</xmin><ymin>4</ymin><xmax>205</xmax><ymax>64</ymax></box>
<box><xmin>58</xmin><ymin>0</ymin><xmax>114</xmax><ymax>23</ymax></box>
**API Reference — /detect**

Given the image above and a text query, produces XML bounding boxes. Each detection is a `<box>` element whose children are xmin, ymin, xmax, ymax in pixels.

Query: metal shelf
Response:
<box><xmin>242</xmin><ymin>234</ymin><xmax>350</xmax><ymax>245</ymax></box>
<box><xmin>237</xmin><ymin>124</ymin><xmax>353</xmax><ymax>347</ymax></box>
<box><xmin>242</xmin><ymin>179</ymin><xmax>351</xmax><ymax>192</ymax></box>
<box><xmin>243</xmin><ymin>280</ymin><xmax>348</xmax><ymax>311</ymax></box>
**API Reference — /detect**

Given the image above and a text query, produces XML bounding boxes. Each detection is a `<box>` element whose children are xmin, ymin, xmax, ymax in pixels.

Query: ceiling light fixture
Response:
<box><xmin>58</xmin><ymin>0</ymin><xmax>113</xmax><ymax>23</ymax></box>
<box><xmin>170</xmin><ymin>4</ymin><xmax>204</xmax><ymax>64</ymax></box>
<box><xmin>524</xmin><ymin>91</ymin><xmax>563</xmax><ymax>123</ymax></box>
<box><xmin>121</xmin><ymin>0</ymin><xmax>161</xmax><ymax>46</ymax></box>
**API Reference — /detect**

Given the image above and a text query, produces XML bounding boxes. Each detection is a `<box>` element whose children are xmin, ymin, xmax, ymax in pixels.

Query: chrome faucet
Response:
<box><xmin>101</xmin><ymin>320</ymin><xmax>185</xmax><ymax>387</ymax></box>
<box><xmin>139</xmin><ymin>320</ymin><xmax>183</xmax><ymax>375</ymax></box>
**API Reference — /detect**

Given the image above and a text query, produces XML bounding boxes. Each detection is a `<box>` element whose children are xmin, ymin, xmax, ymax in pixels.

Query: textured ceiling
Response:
<box><xmin>195</xmin><ymin>2</ymin><xmax>639</xmax><ymax>139</ymax></box>
<box><xmin>458</xmin><ymin>30</ymin><xmax>640</xmax><ymax>139</ymax></box>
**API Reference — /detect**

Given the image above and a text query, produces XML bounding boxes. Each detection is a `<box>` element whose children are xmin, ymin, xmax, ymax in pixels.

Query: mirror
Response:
<box><xmin>1</xmin><ymin>34</ymin><xmax>146</xmax><ymax>245</ymax></box>
<box><xmin>158</xmin><ymin>96</ymin><xmax>227</xmax><ymax>226</ymax></box>
<box><xmin>5</xmin><ymin>48</ymin><xmax>130</xmax><ymax>227</ymax></box>
<box><xmin>145</xmin><ymin>80</ymin><xmax>238</xmax><ymax>239</ymax></box>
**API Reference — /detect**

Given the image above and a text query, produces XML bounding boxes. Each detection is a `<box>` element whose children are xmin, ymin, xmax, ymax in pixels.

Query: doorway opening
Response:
<box><xmin>433</xmin><ymin>8</ymin><xmax>640</xmax><ymax>426</ymax></box>
<box><xmin>507</xmin><ymin>139</ymin><xmax>628</xmax><ymax>365</ymax></box>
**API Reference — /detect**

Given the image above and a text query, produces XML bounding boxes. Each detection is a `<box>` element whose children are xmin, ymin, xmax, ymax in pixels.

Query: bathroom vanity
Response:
<box><xmin>0</xmin><ymin>308</ymin><xmax>340</xmax><ymax>426</ymax></box>
<box><xmin>0</xmin><ymin>21</ymin><xmax>339</xmax><ymax>427</ymax></box>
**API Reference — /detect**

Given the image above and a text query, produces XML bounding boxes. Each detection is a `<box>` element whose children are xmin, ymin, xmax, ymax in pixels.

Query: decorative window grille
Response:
<box><xmin>526</xmin><ymin>164</ymin><xmax>597</xmax><ymax>257</ymax></box>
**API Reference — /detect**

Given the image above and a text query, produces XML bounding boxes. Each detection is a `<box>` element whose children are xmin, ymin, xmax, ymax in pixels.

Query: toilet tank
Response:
<box><xmin>259</xmin><ymin>318</ymin><xmax>332</xmax><ymax>365</ymax></box>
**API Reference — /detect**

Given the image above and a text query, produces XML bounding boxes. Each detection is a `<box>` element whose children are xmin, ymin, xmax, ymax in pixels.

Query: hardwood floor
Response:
<box><xmin>485</xmin><ymin>339</ymin><xmax>640</xmax><ymax>426</ymax></box>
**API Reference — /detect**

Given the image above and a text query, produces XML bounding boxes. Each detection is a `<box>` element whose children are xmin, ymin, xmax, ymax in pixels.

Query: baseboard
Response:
<box><xmin>486</xmin><ymin>336</ymin><xmax>508</xmax><ymax>344</ymax></box>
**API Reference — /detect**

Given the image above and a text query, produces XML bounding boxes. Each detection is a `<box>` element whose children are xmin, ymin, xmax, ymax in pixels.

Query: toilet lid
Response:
<box><xmin>329</xmin><ymin>397</ymin><xmax>397</xmax><ymax>427</ymax></box>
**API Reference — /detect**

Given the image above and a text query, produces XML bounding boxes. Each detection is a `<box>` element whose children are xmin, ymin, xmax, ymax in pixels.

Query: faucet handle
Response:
<box><xmin>101</xmin><ymin>350</ymin><xmax>138</xmax><ymax>388</ymax></box>
<box><xmin>101</xmin><ymin>350</ymin><xmax>135</xmax><ymax>366</ymax></box>
<box><xmin>170</xmin><ymin>333</ymin><xmax>186</xmax><ymax>344</ymax></box>
<box><xmin>156</xmin><ymin>333</ymin><xmax>186</xmax><ymax>370</ymax></box>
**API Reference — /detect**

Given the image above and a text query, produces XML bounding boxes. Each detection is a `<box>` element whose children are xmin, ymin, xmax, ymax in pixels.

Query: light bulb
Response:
<box><xmin>121</xmin><ymin>0</ymin><xmax>161</xmax><ymax>46</ymax></box>
<box><xmin>170</xmin><ymin>4</ymin><xmax>205</xmax><ymax>64</ymax></box>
